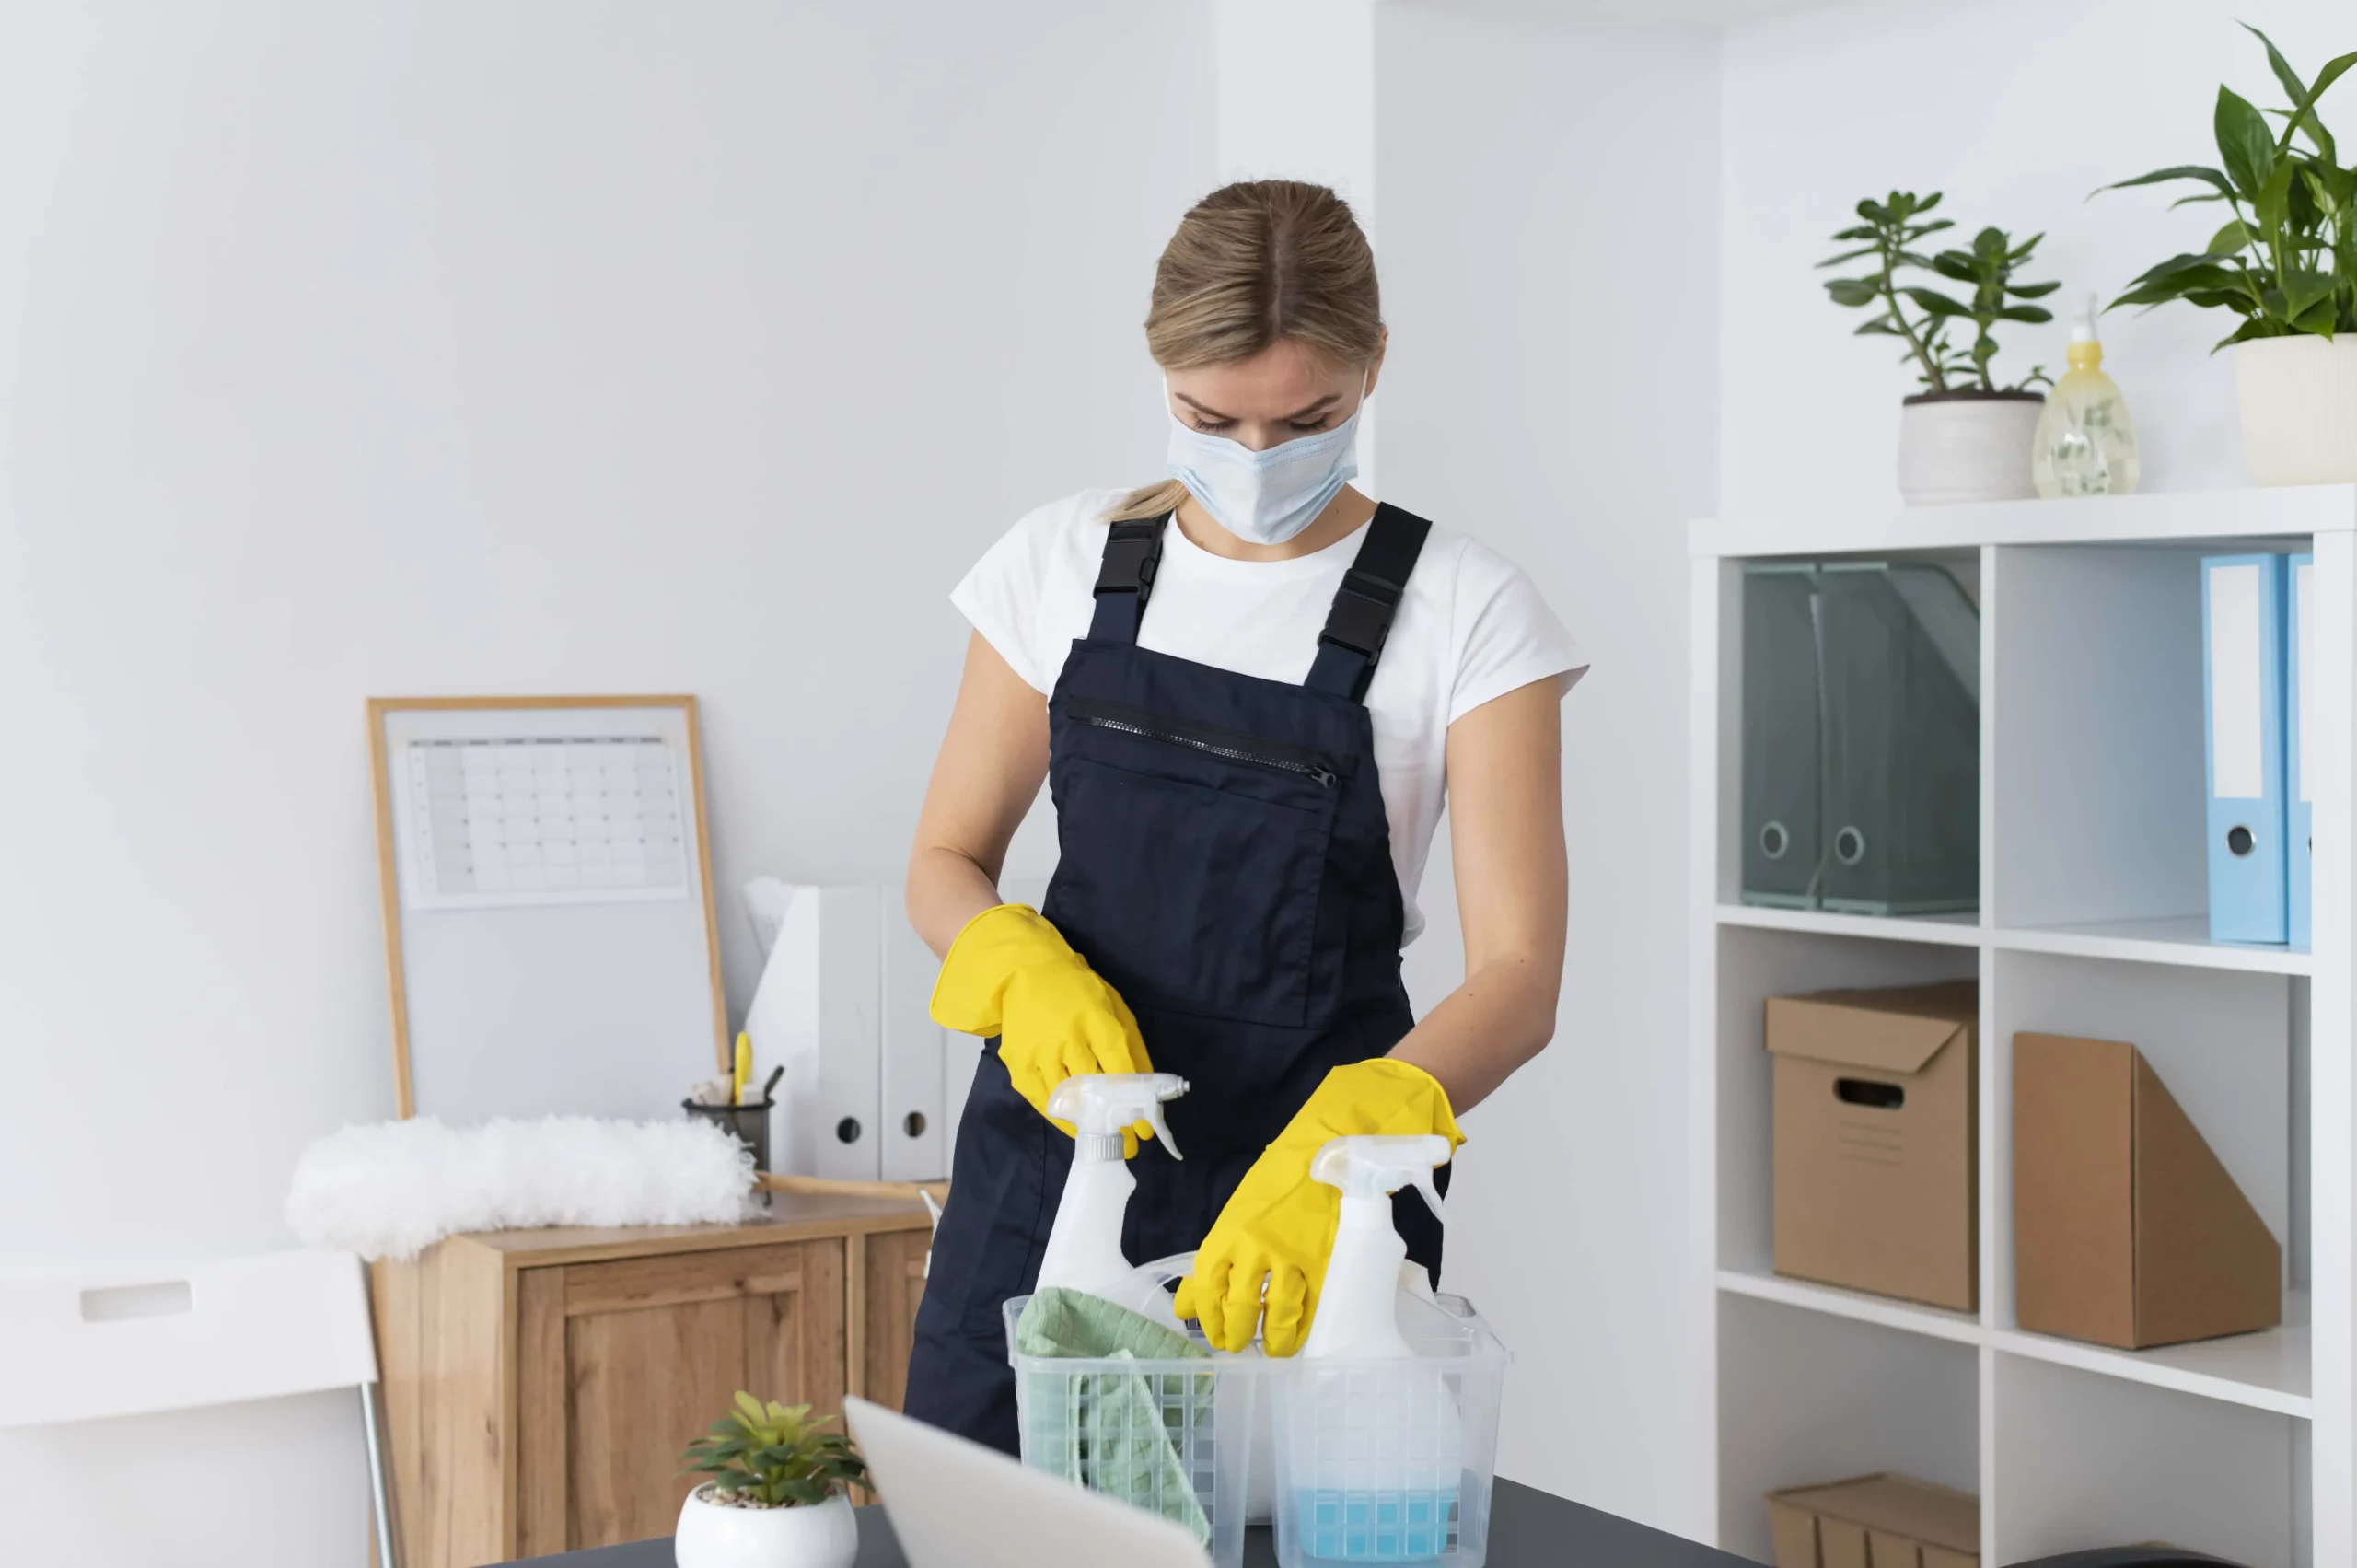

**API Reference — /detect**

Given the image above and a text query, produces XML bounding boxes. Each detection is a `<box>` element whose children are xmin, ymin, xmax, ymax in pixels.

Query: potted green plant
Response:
<box><xmin>676</xmin><ymin>1392</ymin><xmax>869</xmax><ymax>1568</ymax></box>
<box><xmin>1822</xmin><ymin>192</ymin><xmax>2060</xmax><ymax>505</ymax></box>
<box><xmin>2102</xmin><ymin>25</ymin><xmax>2357</xmax><ymax>485</ymax></box>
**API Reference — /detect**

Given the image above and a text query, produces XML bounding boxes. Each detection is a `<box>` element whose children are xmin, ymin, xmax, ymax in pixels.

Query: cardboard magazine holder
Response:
<box><xmin>1768</xmin><ymin>981</ymin><xmax>1979</xmax><ymax>1312</ymax></box>
<box><xmin>2014</xmin><ymin>1031</ymin><xmax>2281</xmax><ymax>1349</ymax></box>
<box><xmin>1767</xmin><ymin>1472</ymin><xmax>1979</xmax><ymax>1568</ymax></box>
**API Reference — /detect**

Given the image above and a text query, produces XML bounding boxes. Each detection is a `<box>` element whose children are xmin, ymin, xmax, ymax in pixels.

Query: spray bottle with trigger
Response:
<box><xmin>1032</xmin><ymin>1073</ymin><xmax>1190</xmax><ymax>1300</ymax></box>
<box><xmin>1299</xmin><ymin>1134</ymin><xmax>1451</xmax><ymax>1358</ymax></box>
<box><xmin>1292</xmin><ymin>1133</ymin><xmax>1461</xmax><ymax>1565</ymax></box>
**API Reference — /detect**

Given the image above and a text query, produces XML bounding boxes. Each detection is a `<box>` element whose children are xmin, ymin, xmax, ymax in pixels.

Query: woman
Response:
<box><xmin>902</xmin><ymin>180</ymin><xmax>1584</xmax><ymax>1453</ymax></box>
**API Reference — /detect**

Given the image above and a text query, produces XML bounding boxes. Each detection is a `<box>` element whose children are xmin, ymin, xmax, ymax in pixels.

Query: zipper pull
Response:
<box><xmin>1310</xmin><ymin>766</ymin><xmax>1337</xmax><ymax>788</ymax></box>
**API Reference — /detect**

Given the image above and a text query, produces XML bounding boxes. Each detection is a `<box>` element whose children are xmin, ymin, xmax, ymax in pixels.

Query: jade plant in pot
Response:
<box><xmin>2101</xmin><ymin>24</ymin><xmax>2357</xmax><ymax>486</ymax></box>
<box><xmin>676</xmin><ymin>1393</ymin><xmax>869</xmax><ymax>1568</ymax></box>
<box><xmin>1822</xmin><ymin>191</ymin><xmax>2060</xmax><ymax>505</ymax></box>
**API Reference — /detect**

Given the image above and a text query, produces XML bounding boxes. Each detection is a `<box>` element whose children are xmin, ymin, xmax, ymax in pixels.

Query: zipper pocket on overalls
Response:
<box><xmin>1065</xmin><ymin>698</ymin><xmax>1351</xmax><ymax>789</ymax></box>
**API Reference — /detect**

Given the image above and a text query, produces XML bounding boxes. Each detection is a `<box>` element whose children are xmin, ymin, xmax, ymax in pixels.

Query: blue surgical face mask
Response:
<box><xmin>1165</xmin><ymin>378</ymin><xmax>1365</xmax><ymax>546</ymax></box>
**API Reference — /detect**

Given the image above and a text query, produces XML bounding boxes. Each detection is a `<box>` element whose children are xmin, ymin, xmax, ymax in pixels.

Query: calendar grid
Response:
<box><xmin>400</xmin><ymin>735</ymin><xmax>690</xmax><ymax>909</ymax></box>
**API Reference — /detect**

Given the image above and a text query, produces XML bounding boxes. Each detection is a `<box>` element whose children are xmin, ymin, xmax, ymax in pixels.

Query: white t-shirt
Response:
<box><xmin>951</xmin><ymin>489</ymin><xmax>1587</xmax><ymax>946</ymax></box>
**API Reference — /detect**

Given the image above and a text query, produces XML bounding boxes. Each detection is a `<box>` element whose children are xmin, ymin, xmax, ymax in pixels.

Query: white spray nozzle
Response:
<box><xmin>1044</xmin><ymin>1073</ymin><xmax>1190</xmax><ymax>1160</ymax></box>
<box><xmin>1309</xmin><ymin>1133</ymin><xmax>1451</xmax><ymax>1224</ymax></box>
<box><xmin>2072</xmin><ymin>290</ymin><xmax>2103</xmax><ymax>343</ymax></box>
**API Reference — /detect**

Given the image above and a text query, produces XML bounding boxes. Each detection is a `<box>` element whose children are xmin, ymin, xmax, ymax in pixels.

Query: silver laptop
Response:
<box><xmin>843</xmin><ymin>1396</ymin><xmax>1212</xmax><ymax>1568</ymax></box>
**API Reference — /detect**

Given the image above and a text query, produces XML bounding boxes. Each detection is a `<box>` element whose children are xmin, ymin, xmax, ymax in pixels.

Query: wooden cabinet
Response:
<box><xmin>858</xmin><ymin>1226</ymin><xmax>931</xmax><ymax>1415</ymax></box>
<box><xmin>517</xmin><ymin>1238</ymin><xmax>848</xmax><ymax>1554</ymax></box>
<box><xmin>373</xmin><ymin>1194</ymin><xmax>931</xmax><ymax>1567</ymax></box>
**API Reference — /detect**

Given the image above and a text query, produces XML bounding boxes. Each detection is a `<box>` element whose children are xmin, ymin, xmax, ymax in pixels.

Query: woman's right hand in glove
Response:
<box><xmin>929</xmin><ymin>903</ymin><xmax>1155</xmax><ymax>1154</ymax></box>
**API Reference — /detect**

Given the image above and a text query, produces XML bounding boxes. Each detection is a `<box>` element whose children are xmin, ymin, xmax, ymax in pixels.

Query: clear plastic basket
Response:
<box><xmin>1004</xmin><ymin>1292</ymin><xmax>1261</xmax><ymax>1568</ymax></box>
<box><xmin>1004</xmin><ymin>1287</ymin><xmax>1506</xmax><ymax>1568</ymax></box>
<box><xmin>1270</xmin><ymin>1293</ymin><xmax>1507</xmax><ymax>1568</ymax></box>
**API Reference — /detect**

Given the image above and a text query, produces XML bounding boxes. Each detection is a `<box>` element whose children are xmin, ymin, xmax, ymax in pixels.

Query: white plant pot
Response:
<box><xmin>2236</xmin><ymin>334</ymin><xmax>2357</xmax><ymax>486</ymax></box>
<box><xmin>1897</xmin><ymin>391</ymin><xmax>2044</xmax><ymax>506</ymax></box>
<box><xmin>675</xmin><ymin>1486</ymin><xmax>859</xmax><ymax>1568</ymax></box>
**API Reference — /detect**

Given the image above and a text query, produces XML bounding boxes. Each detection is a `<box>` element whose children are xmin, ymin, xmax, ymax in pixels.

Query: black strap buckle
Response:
<box><xmin>1318</xmin><ymin>568</ymin><xmax>1402</xmax><ymax>657</ymax></box>
<box><xmin>1304</xmin><ymin>504</ymin><xmax>1432</xmax><ymax>703</ymax></box>
<box><xmin>1093</xmin><ymin>520</ymin><xmax>1165</xmax><ymax>610</ymax></box>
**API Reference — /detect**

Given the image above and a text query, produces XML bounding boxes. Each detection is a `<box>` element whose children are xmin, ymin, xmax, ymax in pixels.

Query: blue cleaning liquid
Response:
<box><xmin>1291</xmin><ymin>1487</ymin><xmax>1461</xmax><ymax>1563</ymax></box>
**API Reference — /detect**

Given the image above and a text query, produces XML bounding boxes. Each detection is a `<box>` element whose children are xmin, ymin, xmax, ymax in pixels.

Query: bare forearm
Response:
<box><xmin>906</xmin><ymin>632</ymin><xmax>1052</xmax><ymax>959</ymax></box>
<box><xmin>1387</xmin><ymin>949</ymin><xmax>1559</xmax><ymax>1112</ymax></box>
<box><xmin>906</xmin><ymin>844</ymin><xmax>1009</xmax><ymax>960</ymax></box>
<box><xmin>1397</xmin><ymin>679</ymin><xmax>1569</xmax><ymax>1114</ymax></box>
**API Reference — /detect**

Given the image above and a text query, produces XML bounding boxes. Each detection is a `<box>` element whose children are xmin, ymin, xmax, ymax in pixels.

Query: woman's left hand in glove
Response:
<box><xmin>1172</xmin><ymin>1058</ymin><xmax>1462</xmax><ymax>1355</ymax></box>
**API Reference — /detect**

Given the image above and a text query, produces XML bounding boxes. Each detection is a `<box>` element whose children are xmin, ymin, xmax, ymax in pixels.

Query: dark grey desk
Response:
<box><xmin>544</xmin><ymin>1478</ymin><xmax>1755</xmax><ymax>1566</ymax></box>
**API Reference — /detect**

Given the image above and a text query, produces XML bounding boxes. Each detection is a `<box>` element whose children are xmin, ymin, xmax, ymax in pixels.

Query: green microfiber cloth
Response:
<box><xmin>1016</xmin><ymin>1286</ymin><xmax>1213</xmax><ymax>1545</ymax></box>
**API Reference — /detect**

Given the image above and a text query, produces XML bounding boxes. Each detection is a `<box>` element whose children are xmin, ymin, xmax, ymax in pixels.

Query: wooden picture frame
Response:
<box><xmin>366</xmin><ymin>694</ymin><xmax>730</xmax><ymax>1121</ymax></box>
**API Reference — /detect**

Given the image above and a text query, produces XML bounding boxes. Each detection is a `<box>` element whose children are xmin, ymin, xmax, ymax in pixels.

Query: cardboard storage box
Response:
<box><xmin>2014</xmin><ymin>1032</ymin><xmax>2282</xmax><ymax>1349</ymax></box>
<box><xmin>1769</xmin><ymin>981</ymin><xmax>1978</xmax><ymax>1311</ymax></box>
<box><xmin>1767</xmin><ymin>1473</ymin><xmax>1978</xmax><ymax>1568</ymax></box>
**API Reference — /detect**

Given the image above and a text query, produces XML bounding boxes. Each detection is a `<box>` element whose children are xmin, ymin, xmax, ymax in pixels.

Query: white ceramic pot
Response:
<box><xmin>1897</xmin><ymin>391</ymin><xmax>2044</xmax><ymax>506</ymax></box>
<box><xmin>2236</xmin><ymin>333</ymin><xmax>2357</xmax><ymax>486</ymax></box>
<box><xmin>674</xmin><ymin>1486</ymin><xmax>858</xmax><ymax>1568</ymax></box>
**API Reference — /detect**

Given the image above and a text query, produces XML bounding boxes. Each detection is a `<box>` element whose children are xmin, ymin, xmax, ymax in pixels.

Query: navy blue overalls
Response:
<box><xmin>905</xmin><ymin>504</ymin><xmax>1445</xmax><ymax>1454</ymax></box>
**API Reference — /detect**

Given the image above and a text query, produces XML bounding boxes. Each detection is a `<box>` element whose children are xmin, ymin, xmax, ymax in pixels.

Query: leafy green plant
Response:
<box><xmin>1822</xmin><ymin>191</ymin><xmax>2060</xmax><ymax>394</ymax></box>
<box><xmin>681</xmin><ymin>1392</ymin><xmax>868</xmax><ymax>1508</ymax></box>
<box><xmin>2102</xmin><ymin>24</ymin><xmax>2357</xmax><ymax>345</ymax></box>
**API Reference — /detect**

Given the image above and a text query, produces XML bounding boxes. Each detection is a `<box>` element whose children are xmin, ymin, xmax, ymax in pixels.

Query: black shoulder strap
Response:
<box><xmin>1305</xmin><ymin>503</ymin><xmax>1433</xmax><ymax>703</ymax></box>
<box><xmin>1087</xmin><ymin>514</ymin><xmax>1170</xmax><ymax>643</ymax></box>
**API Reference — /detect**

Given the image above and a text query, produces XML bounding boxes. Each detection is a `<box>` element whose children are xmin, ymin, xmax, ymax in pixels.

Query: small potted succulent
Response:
<box><xmin>676</xmin><ymin>1392</ymin><xmax>869</xmax><ymax>1568</ymax></box>
<box><xmin>1821</xmin><ymin>191</ymin><xmax>2060</xmax><ymax>505</ymax></box>
<box><xmin>2101</xmin><ymin>24</ymin><xmax>2356</xmax><ymax>486</ymax></box>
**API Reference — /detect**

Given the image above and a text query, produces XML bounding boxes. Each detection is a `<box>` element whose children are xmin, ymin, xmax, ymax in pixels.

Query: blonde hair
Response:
<box><xmin>1108</xmin><ymin>180</ymin><xmax>1383</xmax><ymax>523</ymax></box>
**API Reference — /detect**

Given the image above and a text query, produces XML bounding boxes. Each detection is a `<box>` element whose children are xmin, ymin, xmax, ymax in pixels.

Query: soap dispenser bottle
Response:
<box><xmin>1032</xmin><ymin>1072</ymin><xmax>1189</xmax><ymax>1298</ymax></box>
<box><xmin>2033</xmin><ymin>295</ymin><xmax>2141</xmax><ymax>497</ymax></box>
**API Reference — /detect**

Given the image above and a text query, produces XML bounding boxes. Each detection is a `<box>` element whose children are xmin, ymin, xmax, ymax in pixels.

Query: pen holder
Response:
<box><xmin>683</xmin><ymin>1098</ymin><xmax>772</xmax><ymax>1179</ymax></box>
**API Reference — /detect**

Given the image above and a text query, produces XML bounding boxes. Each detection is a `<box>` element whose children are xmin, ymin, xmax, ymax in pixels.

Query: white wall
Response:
<box><xmin>1375</xmin><ymin>3</ymin><xmax>1721</xmax><ymax>1534</ymax></box>
<box><xmin>0</xmin><ymin>2</ymin><xmax>1212</xmax><ymax>1561</ymax></box>
<box><xmin>1721</xmin><ymin>0</ymin><xmax>2353</xmax><ymax>514</ymax></box>
<box><xmin>1215</xmin><ymin>0</ymin><xmax>1379</xmax><ymax>226</ymax></box>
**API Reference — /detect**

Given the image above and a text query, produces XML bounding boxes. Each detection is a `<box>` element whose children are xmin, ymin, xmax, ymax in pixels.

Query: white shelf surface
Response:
<box><xmin>1690</xmin><ymin>482</ymin><xmax>2355</xmax><ymax>559</ymax></box>
<box><xmin>1713</xmin><ymin>903</ymin><xmax>1981</xmax><ymax>947</ymax></box>
<box><xmin>1713</xmin><ymin>904</ymin><xmax>2311</xmax><ymax>973</ymax></box>
<box><xmin>1990</xmin><ymin>915</ymin><xmax>2313</xmax><ymax>975</ymax></box>
<box><xmin>1716</xmin><ymin>1268</ymin><xmax>1982</xmax><ymax>1346</ymax></box>
<box><xmin>1993</xmin><ymin>1292</ymin><xmax>2313</xmax><ymax>1420</ymax></box>
<box><xmin>1717</xmin><ymin>1268</ymin><xmax>2312</xmax><ymax>1417</ymax></box>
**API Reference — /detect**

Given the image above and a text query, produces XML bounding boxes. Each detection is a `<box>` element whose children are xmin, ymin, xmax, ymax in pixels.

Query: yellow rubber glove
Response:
<box><xmin>1173</xmin><ymin>1058</ymin><xmax>1463</xmax><ymax>1356</ymax></box>
<box><xmin>929</xmin><ymin>903</ymin><xmax>1155</xmax><ymax>1153</ymax></box>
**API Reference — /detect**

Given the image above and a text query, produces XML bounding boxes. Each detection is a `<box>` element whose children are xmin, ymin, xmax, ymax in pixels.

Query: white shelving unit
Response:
<box><xmin>1689</xmin><ymin>487</ymin><xmax>2357</xmax><ymax>1568</ymax></box>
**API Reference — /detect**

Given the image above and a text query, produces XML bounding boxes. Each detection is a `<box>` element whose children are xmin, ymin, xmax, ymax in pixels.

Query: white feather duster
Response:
<box><xmin>286</xmin><ymin>1115</ymin><xmax>757</xmax><ymax>1260</ymax></box>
